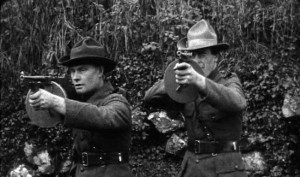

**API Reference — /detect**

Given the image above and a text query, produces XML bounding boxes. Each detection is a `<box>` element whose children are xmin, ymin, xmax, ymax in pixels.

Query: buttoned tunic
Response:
<box><xmin>64</xmin><ymin>82</ymin><xmax>133</xmax><ymax>177</ymax></box>
<box><xmin>144</xmin><ymin>69</ymin><xmax>248</xmax><ymax>177</ymax></box>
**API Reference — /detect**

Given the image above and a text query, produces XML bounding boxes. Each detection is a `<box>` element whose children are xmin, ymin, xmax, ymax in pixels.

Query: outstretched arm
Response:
<box><xmin>174</xmin><ymin>62</ymin><xmax>246</xmax><ymax>113</ymax></box>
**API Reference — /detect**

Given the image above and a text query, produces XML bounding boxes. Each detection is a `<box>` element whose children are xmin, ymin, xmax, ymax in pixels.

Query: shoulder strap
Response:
<box><xmin>100</xmin><ymin>87</ymin><xmax>128</xmax><ymax>106</ymax></box>
<box><xmin>112</xmin><ymin>87</ymin><xmax>127</xmax><ymax>98</ymax></box>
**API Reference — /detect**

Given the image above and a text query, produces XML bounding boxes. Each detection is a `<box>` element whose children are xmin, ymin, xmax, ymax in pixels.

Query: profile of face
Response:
<box><xmin>69</xmin><ymin>64</ymin><xmax>104</xmax><ymax>94</ymax></box>
<box><xmin>190</xmin><ymin>48</ymin><xmax>218</xmax><ymax>77</ymax></box>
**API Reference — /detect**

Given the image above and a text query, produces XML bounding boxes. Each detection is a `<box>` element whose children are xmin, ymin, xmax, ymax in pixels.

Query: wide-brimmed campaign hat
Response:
<box><xmin>58</xmin><ymin>37</ymin><xmax>116</xmax><ymax>73</ymax></box>
<box><xmin>177</xmin><ymin>19</ymin><xmax>229</xmax><ymax>51</ymax></box>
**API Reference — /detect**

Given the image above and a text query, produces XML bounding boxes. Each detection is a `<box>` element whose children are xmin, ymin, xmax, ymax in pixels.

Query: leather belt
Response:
<box><xmin>77</xmin><ymin>152</ymin><xmax>129</xmax><ymax>167</ymax></box>
<box><xmin>187</xmin><ymin>140</ymin><xmax>239</xmax><ymax>154</ymax></box>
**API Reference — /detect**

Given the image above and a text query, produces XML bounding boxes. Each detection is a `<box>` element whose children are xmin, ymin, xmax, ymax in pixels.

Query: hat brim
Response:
<box><xmin>58</xmin><ymin>56</ymin><xmax>116</xmax><ymax>73</ymax></box>
<box><xmin>177</xmin><ymin>37</ymin><xmax>229</xmax><ymax>51</ymax></box>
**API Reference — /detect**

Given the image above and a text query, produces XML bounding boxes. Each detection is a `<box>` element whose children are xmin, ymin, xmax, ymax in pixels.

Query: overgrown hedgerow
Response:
<box><xmin>1</xmin><ymin>0</ymin><xmax>299</xmax><ymax>176</ymax></box>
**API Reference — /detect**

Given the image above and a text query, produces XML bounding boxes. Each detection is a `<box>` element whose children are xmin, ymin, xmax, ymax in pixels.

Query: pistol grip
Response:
<box><xmin>29</xmin><ymin>82</ymin><xmax>40</xmax><ymax>93</ymax></box>
<box><xmin>176</xmin><ymin>84</ymin><xmax>186</xmax><ymax>92</ymax></box>
<box><xmin>175</xmin><ymin>59</ymin><xmax>188</xmax><ymax>92</ymax></box>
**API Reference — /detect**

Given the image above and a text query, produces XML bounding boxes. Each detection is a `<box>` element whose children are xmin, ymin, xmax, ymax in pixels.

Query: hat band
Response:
<box><xmin>187</xmin><ymin>38</ymin><xmax>217</xmax><ymax>49</ymax></box>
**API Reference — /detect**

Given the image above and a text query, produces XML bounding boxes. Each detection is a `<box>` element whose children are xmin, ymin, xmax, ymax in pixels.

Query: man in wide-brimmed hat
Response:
<box><xmin>144</xmin><ymin>20</ymin><xmax>248</xmax><ymax>176</ymax></box>
<box><xmin>28</xmin><ymin>37</ymin><xmax>133</xmax><ymax>177</ymax></box>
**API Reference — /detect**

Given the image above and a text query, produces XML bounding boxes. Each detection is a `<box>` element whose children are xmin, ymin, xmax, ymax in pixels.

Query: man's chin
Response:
<box><xmin>75</xmin><ymin>89</ymin><xmax>85</xmax><ymax>94</ymax></box>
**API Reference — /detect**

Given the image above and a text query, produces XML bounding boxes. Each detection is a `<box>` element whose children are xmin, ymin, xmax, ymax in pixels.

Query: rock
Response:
<box><xmin>147</xmin><ymin>111</ymin><xmax>184</xmax><ymax>133</ymax></box>
<box><xmin>242</xmin><ymin>151</ymin><xmax>267</xmax><ymax>173</ymax></box>
<box><xmin>165</xmin><ymin>133</ymin><xmax>187</xmax><ymax>155</ymax></box>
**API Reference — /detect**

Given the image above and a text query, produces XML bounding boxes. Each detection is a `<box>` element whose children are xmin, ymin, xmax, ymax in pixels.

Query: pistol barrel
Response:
<box><xmin>20</xmin><ymin>75</ymin><xmax>52</xmax><ymax>80</ymax></box>
<box><xmin>176</xmin><ymin>51</ymin><xmax>193</xmax><ymax>57</ymax></box>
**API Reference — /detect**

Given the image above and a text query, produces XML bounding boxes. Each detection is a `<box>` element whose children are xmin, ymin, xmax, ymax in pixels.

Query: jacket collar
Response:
<box><xmin>207</xmin><ymin>67</ymin><xmax>221</xmax><ymax>82</ymax></box>
<box><xmin>79</xmin><ymin>81</ymin><xmax>114</xmax><ymax>102</ymax></box>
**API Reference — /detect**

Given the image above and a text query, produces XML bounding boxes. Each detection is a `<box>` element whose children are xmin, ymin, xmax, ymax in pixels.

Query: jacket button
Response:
<box><xmin>195</xmin><ymin>159</ymin><xmax>200</xmax><ymax>163</ymax></box>
<box><xmin>80</xmin><ymin>167</ymin><xmax>85</xmax><ymax>172</ymax></box>
<box><xmin>235</xmin><ymin>165</ymin><xmax>239</xmax><ymax>169</ymax></box>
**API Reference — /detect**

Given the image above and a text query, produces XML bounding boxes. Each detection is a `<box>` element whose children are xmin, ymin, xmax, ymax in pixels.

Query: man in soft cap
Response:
<box><xmin>144</xmin><ymin>20</ymin><xmax>248</xmax><ymax>176</ymax></box>
<box><xmin>28</xmin><ymin>37</ymin><xmax>133</xmax><ymax>177</ymax></box>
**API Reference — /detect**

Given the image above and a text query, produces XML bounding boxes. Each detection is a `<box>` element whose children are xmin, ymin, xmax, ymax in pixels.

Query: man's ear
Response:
<box><xmin>213</xmin><ymin>55</ymin><xmax>219</xmax><ymax>63</ymax></box>
<box><xmin>98</xmin><ymin>66</ymin><xmax>104</xmax><ymax>78</ymax></box>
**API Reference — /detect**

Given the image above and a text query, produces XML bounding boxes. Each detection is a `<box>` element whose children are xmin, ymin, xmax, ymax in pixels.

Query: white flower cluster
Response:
<box><xmin>24</xmin><ymin>142</ymin><xmax>53</xmax><ymax>174</ymax></box>
<box><xmin>33</xmin><ymin>150</ymin><xmax>53</xmax><ymax>174</ymax></box>
<box><xmin>10</xmin><ymin>141</ymin><xmax>72</xmax><ymax>176</ymax></box>
<box><xmin>24</xmin><ymin>142</ymin><xmax>33</xmax><ymax>157</ymax></box>
<box><xmin>243</xmin><ymin>151</ymin><xmax>266</xmax><ymax>171</ymax></box>
<box><xmin>9</xmin><ymin>165</ymin><xmax>32</xmax><ymax>177</ymax></box>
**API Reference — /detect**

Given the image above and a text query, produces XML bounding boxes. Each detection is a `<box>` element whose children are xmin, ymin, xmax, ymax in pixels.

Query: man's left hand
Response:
<box><xmin>173</xmin><ymin>62</ymin><xmax>205</xmax><ymax>89</ymax></box>
<box><xmin>28</xmin><ymin>89</ymin><xmax>57</xmax><ymax>111</ymax></box>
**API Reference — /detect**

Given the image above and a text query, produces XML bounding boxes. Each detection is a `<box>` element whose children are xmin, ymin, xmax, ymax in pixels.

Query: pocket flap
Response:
<box><xmin>216</xmin><ymin>152</ymin><xmax>245</xmax><ymax>174</ymax></box>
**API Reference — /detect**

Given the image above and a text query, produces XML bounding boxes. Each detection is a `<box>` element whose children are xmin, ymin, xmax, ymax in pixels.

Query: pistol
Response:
<box><xmin>176</xmin><ymin>51</ymin><xmax>193</xmax><ymax>62</ymax></box>
<box><xmin>20</xmin><ymin>71</ymin><xmax>79</xmax><ymax>128</ymax></box>
<box><xmin>175</xmin><ymin>51</ymin><xmax>193</xmax><ymax>92</ymax></box>
<box><xmin>20</xmin><ymin>71</ymin><xmax>78</xmax><ymax>100</ymax></box>
<box><xmin>20</xmin><ymin>72</ymin><xmax>60</xmax><ymax>93</ymax></box>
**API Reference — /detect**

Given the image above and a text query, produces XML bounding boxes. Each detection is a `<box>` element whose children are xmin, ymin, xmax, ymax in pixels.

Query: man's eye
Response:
<box><xmin>79</xmin><ymin>68</ymin><xmax>87</xmax><ymax>72</ymax></box>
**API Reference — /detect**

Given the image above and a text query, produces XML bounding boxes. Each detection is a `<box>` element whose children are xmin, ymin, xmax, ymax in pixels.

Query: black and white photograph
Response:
<box><xmin>1</xmin><ymin>0</ymin><xmax>299</xmax><ymax>176</ymax></box>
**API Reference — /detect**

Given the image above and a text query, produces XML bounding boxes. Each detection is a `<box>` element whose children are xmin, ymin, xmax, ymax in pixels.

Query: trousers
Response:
<box><xmin>178</xmin><ymin>150</ymin><xmax>248</xmax><ymax>177</ymax></box>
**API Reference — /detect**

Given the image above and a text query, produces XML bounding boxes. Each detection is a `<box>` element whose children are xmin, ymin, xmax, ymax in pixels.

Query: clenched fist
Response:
<box><xmin>28</xmin><ymin>89</ymin><xmax>66</xmax><ymax>114</ymax></box>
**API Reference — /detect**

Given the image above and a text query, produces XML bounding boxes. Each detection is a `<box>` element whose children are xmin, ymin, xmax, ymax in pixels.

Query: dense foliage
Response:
<box><xmin>1</xmin><ymin>0</ymin><xmax>299</xmax><ymax>176</ymax></box>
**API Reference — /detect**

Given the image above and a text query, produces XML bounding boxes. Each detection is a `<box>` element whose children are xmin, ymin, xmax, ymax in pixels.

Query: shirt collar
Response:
<box><xmin>207</xmin><ymin>68</ymin><xmax>221</xmax><ymax>81</ymax></box>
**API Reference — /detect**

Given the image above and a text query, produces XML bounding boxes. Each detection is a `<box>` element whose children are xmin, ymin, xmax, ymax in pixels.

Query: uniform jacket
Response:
<box><xmin>63</xmin><ymin>81</ymin><xmax>133</xmax><ymax>177</ymax></box>
<box><xmin>144</xmin><ymin>69</ymin><xmax>248</xmax><ymax>176</ymax></box>
<box><xmin>144</xmin><ymin>69</ymin><xmax>246</xmax><ymax>141</ymax></box>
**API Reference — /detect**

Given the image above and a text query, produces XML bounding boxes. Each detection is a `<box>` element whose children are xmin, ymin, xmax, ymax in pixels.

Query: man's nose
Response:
<box><xmin>71</xmin><ymin>72</ymin><xmax>80</xmax><ymax>82</ymax></box>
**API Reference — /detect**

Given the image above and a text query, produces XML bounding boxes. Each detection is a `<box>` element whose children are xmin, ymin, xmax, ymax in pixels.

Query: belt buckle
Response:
<box><xmin>118</xmin><ymin>153</ymin><xmax>122</xmax><ymax>162</ymax></box>
<box><xmin>194</xmin><ymin>140</ymin><xmax>201</xmax><ymax>154</ymax></box>
<box><xmin>232</xmin><ymin>141</ymin><xmax>238</xmax><ymax>151</ymax></box>
<box><xmin>82</xmin><ymin>152</ymin><xmax>89</xmax><ymax>167</ymax></box>
<box><xmin>99</xmin><ymin>153</ymin><xmax>106</xmax><ymax>166</ymax></box>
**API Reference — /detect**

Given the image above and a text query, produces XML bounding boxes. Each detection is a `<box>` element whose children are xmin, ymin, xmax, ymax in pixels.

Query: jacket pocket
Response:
<box><xmin>215</xmin><ymin>152</ymin><xmax>247</xmax><ymax>177</ymax></box>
